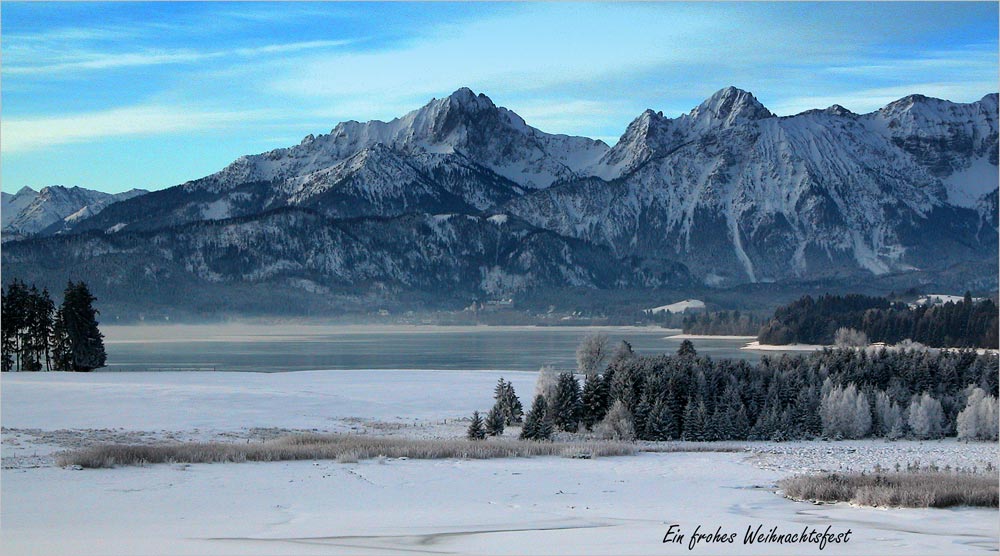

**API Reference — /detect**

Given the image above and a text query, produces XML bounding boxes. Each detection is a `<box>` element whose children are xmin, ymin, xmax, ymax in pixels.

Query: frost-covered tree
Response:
<box><xmin>609</xmin><ymin>340</ymin><xmax>635</xmax><ymax>365</ymax></box>
<box><xmin>534</xmin><ymin>365</ymin><xmax>560</xmax><ymax>400</ymax></box>
<box><xmin>682</xmin><ymin>399</ymin><xmax>708</xmax><ymax>441</ymax></box>
<box><xmin>820</xmin><ymin>383</ymin><xmax>871</xmax><ymax>439</ymax></box>
<box><xmin>596</xmin><ymin>399</ymin><xmax>635</xmax><ymax>441</ymax></box>
<box><xmin>493</xmin><ymin>378</ymin><xmax>523</xmax><ymax>425</ymax></box>
<box><xmin>834</xmin><ymin>327</ymin><xmax>869</xmax><ymax>348</ymax></box>
<box><xmin>874</xmin><ymin>390</ymin><xmax>904</xmax><ymax>439</ymax></box>
<box><xmin>907</xmin><ymin>392</ymin><xmax>945</xmax><ymax>439</ymax></box>
<box><xmin>466</xmin><ymin>411</ymin><xmax>486</xmax><ymax>440</ymax></box>
<box><xmin>576</xmin><ymin>333</ymin><xmax>610</xmax><ymax>376</ymax></box>
<box><xmin>957</xmin><ymin>387</ymin><xmax>999</xmax><ymax>441</ymax></box>
<box><xmin>520</xmin><ymin>395</ymin><xmax>553</xmax><ymax>441</ymax></box>
<box><xmin>551</xmin><ymin>372</ymin><xmax>582</xmax><ymax>432</ymax></box>
<box><xmin>485</xmin><ymin>404</ymin><xmax>505</xmax><ymax>437</ymax></box>
<box><xmin>643</xmin><ymin>400</ymin><xmax>676</xmax><ymax>441</ymax></box>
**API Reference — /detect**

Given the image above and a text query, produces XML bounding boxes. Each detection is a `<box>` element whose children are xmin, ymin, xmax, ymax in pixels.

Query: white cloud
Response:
<box><xmin>5</xmin><ymin>40</ymin><xmax>356</xmax><ymax>75</ymax></box>
<box><xmin>0</xmin><ymin>105</ymin><xmax>271</xmax><ymax>153</ymax></box>
<box><xmin>267</xmin><ymin>4</ymin><xmax>804</xmax><ymax>103</ymax></box>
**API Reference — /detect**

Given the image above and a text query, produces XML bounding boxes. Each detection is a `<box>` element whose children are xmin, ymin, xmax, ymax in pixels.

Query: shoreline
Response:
<box><xmin>664</xmin><ymin>334</ymin><xmax>758</xmax><ymax>340</ymax></box>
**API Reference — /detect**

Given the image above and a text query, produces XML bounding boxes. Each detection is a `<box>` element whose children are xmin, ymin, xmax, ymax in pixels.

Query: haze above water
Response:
<box><xmin>101</xmin><ymin>324</ymin><xmax>772</xmax><ymax>373</ymax></box>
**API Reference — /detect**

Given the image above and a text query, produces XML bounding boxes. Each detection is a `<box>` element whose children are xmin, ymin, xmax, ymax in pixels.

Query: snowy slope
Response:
<box><xmin>505</xmin><ymin>88</ymin><xmax>998</xmax><ymax>285</ymax></box>
<box><xmin>2</xmin><ymin>186</ymin><xmax>146</xmax><ymax>239</ymax></box>
<box><xmin>1</xmin><ymin>186</ymin><xmax>40</xmax><ymax>228</ymax></box>
<box><xmin>644</xmin><ymin>299</ymin><xmax>706</xmax><ymax>314</ymax></box>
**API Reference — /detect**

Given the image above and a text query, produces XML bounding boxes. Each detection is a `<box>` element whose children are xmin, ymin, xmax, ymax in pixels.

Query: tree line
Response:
<box><xmin>681</xmin><ymin>310</ymin><xmax>763</xmax><ymax>336</ymax></box>
<box><xmin>1</xmin><ymin>280</ymin><xmax>107</xmax><ymax>372</ymax></box>
<box><xmin>472</xmin><ymin>338</ymin><xmax>999</xmax><ymax>443</ymax></box>
<box><xmin>758</xmin><ymin>293</ymin><xmax>999</xmax><ymax>349</ymax></box>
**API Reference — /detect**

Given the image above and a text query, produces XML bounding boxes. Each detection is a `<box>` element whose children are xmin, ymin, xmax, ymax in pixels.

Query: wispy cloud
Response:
<box><xmin>5</xmin><ymin>39</ymin><xmax>356</xmax><ymax>75</ymax></box>
<box><xmin>1</xmin><ymin>105</ymin><xmax>273</xmax><ymax>153</ymax></box>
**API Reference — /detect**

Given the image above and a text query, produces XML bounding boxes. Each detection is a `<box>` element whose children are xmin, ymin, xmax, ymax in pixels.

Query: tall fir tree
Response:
<box><xmin>520</xmin><ymin>395</ymin><xmax>553</xmax><ymax>440</ymax></box>
<box><xmin>467</xmin><ymin>411</ymin><xmax>486</xmax><ymax>440</ymax></box>
<box><xmin>551</xmin><ymin>372</ymin><xmax>582</xmax><ymax>432</ymax></box>
<box><xmin>580</xmin><ymin>373</ymin><xmax>608</xmax><ymax>431</ymax></box>
<box><xmin>53</xmin><ymin>281</ymin><xmax>107</xmax><ymax>372</ymax></box>
<box><xmin>485</xmin><ymin>403</ymin><xmax>505</xmax><ymax>437</ymax></box>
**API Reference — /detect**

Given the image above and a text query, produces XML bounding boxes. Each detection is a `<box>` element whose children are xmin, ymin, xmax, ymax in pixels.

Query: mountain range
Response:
<box><xmin>1</xmin><ymin>185</ymin><xmax>147</xmax><ymax>242</ymax></box>
<box><xmin>2</xmin><ymin>87</ymin><xmax>997</xmax><ymax>317</ymax></box>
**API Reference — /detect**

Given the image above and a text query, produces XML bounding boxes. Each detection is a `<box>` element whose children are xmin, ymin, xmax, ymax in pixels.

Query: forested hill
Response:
<box><xmin>758</xmin><ymin>293</ymin><xmax>999</xmax><ymax>348</ymax></box>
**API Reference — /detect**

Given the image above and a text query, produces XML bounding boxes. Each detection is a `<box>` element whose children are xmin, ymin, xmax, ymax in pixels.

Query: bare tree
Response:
<box><xmin>576</xmin><ymin>333</ymin><xmax>610</xmax><ymax>376</ymax></box>
<box><xmin>595</xmin><ymin>400</ymin><xmax>635</xmax><ymax>441</ymax></box>
<box><xmin>534</xmin><ymin>365</ymin><xmax>560</xmax><ymax>400</ymax></box>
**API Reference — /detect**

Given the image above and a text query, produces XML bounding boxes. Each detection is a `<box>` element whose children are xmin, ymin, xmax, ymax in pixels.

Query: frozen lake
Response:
<box><xmin>2</xmin><ymin>369</ymin><xmax>996</xmax><ymax>556</ymax></box>
<box><xmin>98</xmin><ymin>324</ymin><xmax>772</xmax><ymax>372</ymax></box>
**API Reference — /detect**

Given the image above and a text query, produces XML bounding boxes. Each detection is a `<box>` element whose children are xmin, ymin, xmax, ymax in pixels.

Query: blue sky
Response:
<box><xmin>2</xmin><ymin>2</ymin><xmax>997</xmax><ymax>194</ymax></box>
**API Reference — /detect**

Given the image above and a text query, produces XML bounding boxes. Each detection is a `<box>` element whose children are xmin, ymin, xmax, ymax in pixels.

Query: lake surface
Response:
<box><xmin>100</xmin><ymin>324</ymin><xmax>776</xmax><ymax>372</ymax></box>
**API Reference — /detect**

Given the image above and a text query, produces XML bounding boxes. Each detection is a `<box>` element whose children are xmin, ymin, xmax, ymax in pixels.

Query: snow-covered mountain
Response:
<box><xmin>5</xmin><ymin>87</ymin><xmax>997</xmax><ymax>314</ymax></box>
<box><xmin>71</xmin><ymin>88</ymin><xmax>608</xmax><ymax>234</ymax></box>
<box><xmin>1</xmin><ymin>185</ymin><xmax>147</xmax><ymax>241</ymax></box>
<box><xmin>504</xmin><ymin>87</ymin><xmax>998</xmax><ymax>284</ymax></box>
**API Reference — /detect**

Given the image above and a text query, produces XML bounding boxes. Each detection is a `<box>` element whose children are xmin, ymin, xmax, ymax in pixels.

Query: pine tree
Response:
<box><xmin>580</xmin><ymin>373</ymin><xmax>607</xmax><ymax>430</ymax></box>
<box><xmin>644</xmin><ymin>400</ymin><xmax>676</xmax><ymax>441</ymax></box>
<box><xmin>467</xmin><ymin>411</ymin><xmax>486</xmax><ymax>440</ymax></box>
<box><xmin>520</xmin><ymin>395</ymin><xmax>553</xmax><ymax>440</ymax></box>
<box><xmin>682</xmin><ymin>399</ymin><xmax>707</xmax><ymax>441</ymax></box>
<box><xmin>0</xmin><ymin>287</ymin><xmax>12</xmax><ymax>372</ymax></box>
<box><xmin>485</xmin><ymin>403</ymin><xmax>505</xmax><ymax>437</ymax></box>
<box><xmin>53</xmin><ymin>282</ymin><xmax>106</xmax><ymax>372</ymax></box>
<box><xmin>677</xmin><ymin>339</ymin><xmax>697</xmax><ymax>358</ymax></box>
<box><xmin>503</xmin><ymin>381</ymin><xmax>524</xmax><ymax>424</ymax></box>
<box><xmin>551</xmin><ymin>372</ymin><xmax>582</xmax><ymax>432</ymax></box>
<box><xmin>633</xmin><ymin>393</ymin><xmax>653</xmax><ymax>439</ymax></box>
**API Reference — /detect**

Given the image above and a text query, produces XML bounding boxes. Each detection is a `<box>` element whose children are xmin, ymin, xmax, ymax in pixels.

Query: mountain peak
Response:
<box><xmin>442</xmin><ymin>87</ymin><xmax>496</xmax><ymax>113</ymax></box>
<box><xmin>689</xmin><ymin>86</ymin><xmax>773</xmax><ymax>126</ymax></box>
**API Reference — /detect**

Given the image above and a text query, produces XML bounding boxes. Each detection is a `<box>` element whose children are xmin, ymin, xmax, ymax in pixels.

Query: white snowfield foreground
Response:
<box><xmin>2</xmin><ymin>370</ymin><xmax>997</xmax><ymax>555</ymax></box>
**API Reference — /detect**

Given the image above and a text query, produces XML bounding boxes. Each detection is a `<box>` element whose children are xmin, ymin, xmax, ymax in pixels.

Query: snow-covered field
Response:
<box><xmin>644</xmin><ymin>299</ymin><xmax>705</xmax><ymax>314</ymax></box>
<box><xmin>741</xmin><ymin>340</ymin><xmax>827</xmax><ymax>352</ymax></box>
<box><xmin>2</xmin><ymin>370</ymin><xmax>997</xmax><ymax>555</ymax></box>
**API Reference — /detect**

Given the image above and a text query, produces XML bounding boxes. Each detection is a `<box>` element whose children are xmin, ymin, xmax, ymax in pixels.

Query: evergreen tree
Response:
<box><xmin>493</xmin><ymin>378</ymin><xmax>523</xmax><ymax>425</ymax></box>
<box><xmin>551</xmin><ymin>372</ymin><xmax>582</xmax><ymax>432</ymax></box>
<box><xmin>466</xmin><ymin>411</ymin><xmax>486</xmax><ymax>440</ymax></box>
<box><xmin>633</xmin><ymin>393</ymin><xmax>653</xmax><ymax>439</ymax></box>
<box><xmin>643</xmin><ymin>400</ymin><xmax>677</xmax><ymax>440</ymax></box>
<box><xmin>677</xmin><ymin>339</ymin><xmax>697</xmax><ymax>358</ymax></box>
<box><xmin>52</xmin><ymin>282</ymin><xmax>106</xmax><ymax>372</ymax></box>
<box><xmin>520</xmin><ymin>395</ymin><xmax>553</xmax><ymax>440</ymax></box>
<box><xmin>682</xmin><ymin>399</ymin><xmax>707</xmax><ymax>441</ymax></box>
<box><xmin>580</xmin><ymin>373</ymin><xmax>608</xmax><ymax>430</ymax></box>
<box><xmin>1</xmin><ymin>288</ymin><xmax>14</xmax><ymax>372</ymax></box>
<box><xmin>485</xmin><ymin>403</ymin><xmax>505</xmax><ymax>437</ymax></box>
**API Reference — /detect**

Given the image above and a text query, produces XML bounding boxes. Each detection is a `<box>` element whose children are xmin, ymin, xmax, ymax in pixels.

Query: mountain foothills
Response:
<box><xmin>2</xmin><ymin>87</ymin><xmax>997</xmax><ymax>317</ymax></box>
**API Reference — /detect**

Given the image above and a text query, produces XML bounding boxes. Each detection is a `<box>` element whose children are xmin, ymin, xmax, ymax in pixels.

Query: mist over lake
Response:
<box><xmin>99</xmin><ymin>324</ymin><xmax>766</xmax><ymax>372</ymax></box>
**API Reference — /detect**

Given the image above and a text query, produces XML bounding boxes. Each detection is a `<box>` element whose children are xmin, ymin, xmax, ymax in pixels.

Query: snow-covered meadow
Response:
<box><xmin>2</xmin><ymin>370</ymin><xmax>997</xmax><ymax>555</ymax></box>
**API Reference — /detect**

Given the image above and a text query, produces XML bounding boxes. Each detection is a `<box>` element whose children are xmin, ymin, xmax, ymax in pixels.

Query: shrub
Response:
<box><xmin>56</xmin><ymin>434</ymin><xmax>642</xmax><ymax>468</ymax></box>
<box><xmin>779</xmin><ymin>471</ymin><xmax>997</xmax><ymax>508</ymax></box>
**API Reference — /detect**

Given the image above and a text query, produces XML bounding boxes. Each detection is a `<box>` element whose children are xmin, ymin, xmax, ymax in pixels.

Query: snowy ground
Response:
<box><xmin>2</xmin><ymin>370</ymin><xmax>997</xmax><ymax>555</ymax></box>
